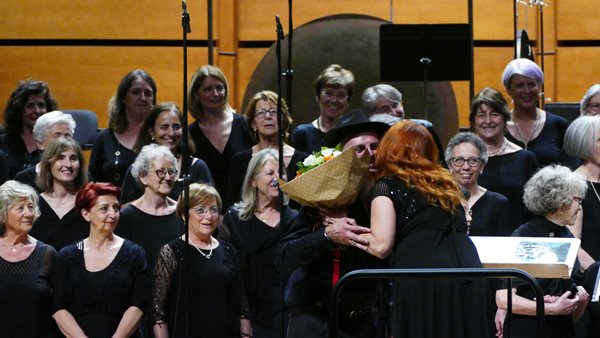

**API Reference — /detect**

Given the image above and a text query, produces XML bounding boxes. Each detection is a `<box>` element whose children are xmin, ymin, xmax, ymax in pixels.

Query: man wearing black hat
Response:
<box><xmin>275</xmin><ymin>109</ymin><xmax>390</xmax><ymax>338</ymax></box>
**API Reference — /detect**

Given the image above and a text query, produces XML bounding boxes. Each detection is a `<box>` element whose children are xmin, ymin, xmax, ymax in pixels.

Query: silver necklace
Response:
<box><xmin>512</xmin><ymin>112</ymin><xmax>541</xmax><ymax>150</ymax></box>
<box><xmin>589</xmin><ymin>181</ymin><xmax>600</xmax><ymax>205</ymax></box>
<box><xmin>488</xmin><ymin>138</ymin><xmax>508</xmax><ymax>157</ymax></box>
<box><xmin>192</xmin><ymin>239</ymin><xmax>213</xmax><ymax>259</ymax></box>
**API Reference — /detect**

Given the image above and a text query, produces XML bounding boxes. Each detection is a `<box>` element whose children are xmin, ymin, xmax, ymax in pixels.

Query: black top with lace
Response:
<box><xmin>373</xmin><ymin>176</ymin><xmax>492</xmax><ymax>338</ymax></box>
<box><xmin>0</xmin><ymin>241</ymin><xmax>58</xmax><ymax>337</ymax></box>
<box><xmin>52</xmin><ymin>239</ymin><xmax>148</xmax><ymax>338</ymax></box>
<box><xmin>152</xmin><ymin>238</ymin><xmax>248</xmax><ymax>338</ymax></box>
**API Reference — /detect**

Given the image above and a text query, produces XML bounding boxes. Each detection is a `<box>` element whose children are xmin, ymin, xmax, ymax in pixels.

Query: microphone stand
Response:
<box><xmin>419</xmin><ymin>57</ymin><xmax>431</xmax><ymax>121</ymax></box>
<box><xmin>275</xmin><ymin>15</ymin><xmax>288</xmax><ymax>338</ymax></box>
<box><xmin>174</xmin><ymin>1</ymin><xmax>191</xmax><ymax>337</ymax></box>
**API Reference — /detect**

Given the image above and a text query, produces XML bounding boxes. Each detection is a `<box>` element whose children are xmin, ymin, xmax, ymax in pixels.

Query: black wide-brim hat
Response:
<box><xmin>323</xmin><ymin>109</ymin><xmax>390</xmax><ymax>147</ymax></box>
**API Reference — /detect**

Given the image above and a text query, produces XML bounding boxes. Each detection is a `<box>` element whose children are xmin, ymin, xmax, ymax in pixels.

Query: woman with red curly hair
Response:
<box><xmin>359</xmin><ymin>121</ymin><xmax>492</xmax><ymax>337</ymax></box>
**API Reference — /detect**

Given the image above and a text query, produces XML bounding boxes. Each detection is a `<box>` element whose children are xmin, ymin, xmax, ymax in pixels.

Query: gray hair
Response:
<box><xmin>502</xmin><ymin>58</ymin><xmax>544</xmax><ymax>89</ymax></box>
<box><xmin>523</xmin><ymin>165</ymin><xmax>587</xmax><ymax>216</ymax></box>
<box><xmin>32</xmin><ymin>110</ymin><xmax>76</xmax><ymax>143</ymax></box>
<box><xmin>234</xmin><ymin>148</ymin><xmax>288</xmax><ymax>221</ymax></box>
<box><xmin>581</xmin><ymin>84</ymin><xmax>600</xmax><ymax>115</ymax></box>
<box><xmin>361</xmin><ymin>84</ymin><xmax>403</xmax><ymax>114</ymax></box>
<box><xmin>369</xmin><ymin>113</ymin><xmax>402</xmax><ymax>126</ymax></box>
<box><xmin>563</xmin><ymin>115</ymin><xmax>600</xmax><ymax>160</ymax></box>
<box><xmin>130</xmin><ymin>144</ymin><xmax>177</xmax><ymax>186</ymax></box>
<box><xmin>444</xmin><ymin>132</ymin><xmax>489</xmax><ymax>166</ymax></box>
<box><xmin>0</xmin><ymin>180</ymin><xmax>41</xmax><ymax>235</ymax></box>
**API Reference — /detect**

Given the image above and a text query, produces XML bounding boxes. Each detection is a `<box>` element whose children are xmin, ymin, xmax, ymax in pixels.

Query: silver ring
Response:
<box><xmin>349</xmin><ymin>240</ymin><xmax>355</xmax><ymax>246</ymax></box>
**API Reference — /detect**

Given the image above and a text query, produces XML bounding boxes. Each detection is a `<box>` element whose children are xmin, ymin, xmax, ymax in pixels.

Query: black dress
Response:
<box><xmin>152</xmin><ymin>238</ymin><xmax>248</xmax><ymax>338</ymax></box>
<box><xmin>52</xmin><ymin>239</ymin><xmax>148</xmax><ymax>338</ymax></box>
<box><xmin>31</xmin><ymin>197</ymin><xmax>89</xmax><ymax>251</ymax></box>
<box><xmin>290</xmin><ymin>123</ymin><xmax>325</xmax><ymax>154</ymax></box>
<box><xmin>469</xmin><ymin>190</ymin><xmax>512</xmax><ymax>236</ymax></box>
<box><xmin>13</xmin><ymin>165</ymin><xmax>41</xmax><ymax>192</ymax></box>
<box><xmin>88</xmin><ymin>128</ymin><xmax>137</xmax><ymax>187</ymax></box>
<box><xmin>0</xmin><ymin>148</ymin><xmax>8</xmax><ymax>184</ymax></box>
<box><xmin>0</xmin><ymin>241</ymin><xmax>58</xmax><ymax>337</ymax></box>
<box><xmin>188</xmin><ymin>114</ymin><xmax>254</xmax><ymax>200</ymax></box>
<box><xmin>224</xmin><ymin>148</ymin><xmax>309</xmax><ymax>209</ymax></box>
<box><xmin>220</xmin><ymin>205</ymin><xmax>298</xmax><ymax>338</ymax></box>
<box><xmin>505</xmin><ymin>216</ymin><xmax>581</xmax><ymax>338</ymax></box>
<box><xmin>373</xmin><ymin>176</ymin><xmax>492</xmax><ymax>338</ymax></box>
<box><xmin>506</xmin><ymin>112</ymin><xmax>572</xmax><ymax>167</ymax></box>
<box><xmin>119</xmin><ymin>156</ymin><xmax>214</xmax><ymax>204</ymax></box>
<box><xmin>0</xmin><ymin>133</ymin><xmax>40</xmax><ymax>179</ymax></box>
<box><xmin>479</xmin><ymin>150</ymin><xmax>538</xmax><ymax>232</ymax></box>
<box><xmin>580</xmin><ymin>181</ymin><xmax>600</xmax><ymax>261</ymax></box>
<box><xmin>115</xmin><ymin>205</ymin><xmax>183</xmax><ymax>270</ymax></box>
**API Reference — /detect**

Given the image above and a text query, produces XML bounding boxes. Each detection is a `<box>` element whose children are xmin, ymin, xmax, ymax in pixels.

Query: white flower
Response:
<box><xmin>303</xmin><ymin>155</ymin><xmax>317</xmax><ymax>166</ymax></box>
<box><xmin>321</xmin><ymin>148</ymin><xmax>333</xmax><ymax>156</ymax></box>
<box><xmin>332</xmin><ymin>150</ymin><xmax>342</xmax><ymax>157</ymax></box>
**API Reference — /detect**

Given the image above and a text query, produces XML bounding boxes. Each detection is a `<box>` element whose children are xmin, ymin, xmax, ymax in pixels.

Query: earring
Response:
<box><xmin>151</xmin><ymin>136</ymin><xmax>155</xmax><ymax>141</ymax></box>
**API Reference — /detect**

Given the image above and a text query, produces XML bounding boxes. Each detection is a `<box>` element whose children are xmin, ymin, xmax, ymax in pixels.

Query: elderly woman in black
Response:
<box><xmin>120</xmin><ymin>102</ymin><xmax>213</xmax><ymax>204</ymax></box>
<box><xmin>445</xmin><ymin>132</ymin><xmax>511</xmax><ymax>236</ymax></box>
<box><xmin>495</xmin><ymin>165</ymin><xmax>590</xmax><ymax>338</ymax></box>
<box><xmin>1</xmin><ymin>80</ymin><xmax>58</xmax><ymax>178</ymax></box>
<box><xmin>221</xmin><ymin>148</ymin><xmax>298</xmax><ymax>337</ymax></box>
<box><xmin>0</xmin><ymin>180</ymin><xmax>58</xmax><ymax>337</ymax></box>
<box><xmin>52</xmin><ymin>182</ymin><xmax>148</xmax><ymax>338</ymax></box>
<box><xmin>31</xmin><ymin>138</ymin><xmax>88</xmax><ymax>251</ymax></box>
<box><xmin>152</xmin><ymin>183</ymin><xmax>250</xmax><ymax>338</ymax></box>
<box><xmin>89</xmin><ymin>69</ymin><xmax>157</xmax><ymax>187</ymax></box>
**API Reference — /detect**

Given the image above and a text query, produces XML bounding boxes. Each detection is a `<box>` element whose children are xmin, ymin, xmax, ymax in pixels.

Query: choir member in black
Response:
<box><xmin>1</xmin><ymin>79</ymin><xmax>57</xmax><ymax>178</ymax></box>
<box><xmin>580</xmin><ymin>83</ymin><xmax>600</xmax><ymax>116</ymax></box>
<box><xmin>52</xmin><ymin>182</ymin><xmax>148</xmax><ymax>338</ymax></box>
<box><xmin>221</xmin><ymin>148</ymin><xmax>299</xmax><ymax>337</ymax></box>
<box><xmin>564</xmin><ymin>115</ymin><xmax>600</xmax><ymax>338</ymax></box>
<box><xmin>290</xmin><ymin>64</ymin><xmax>354</xmax><ymax>153</ymax></box>
<box><xmin>226</xmin><ymin>90</ymin><xmax>308</xmax><ymax>209</ymax></box>
<box><xmin>502</xmin><ymin>59</ymin><xmax>572</xmax><ymax>166</ymax></box>
<box><xmin>276</xmin><ymin>109</ymin><xmax>389</xmax><ymax>338</ymax></box>
<box><xmin>445</xmin><ymin>132</ymin><xmax>511</xmax><ymax>236</ymax></box>
<box><xmin>495</xmin><ymin>165</ymin><xmax>589</xmax><ymax>338</ymax></box>
<box><xmin>0</xmin><ymin>150</ymin><xmax>8</xmax><ymax>185</ymax></box>
<box><xmin>471</xmin><ymin>87</ymin><xmax>538</xmax><ymax>231</ymax></box>
<box><xmin>120</xmin><ymin>102</ymin><xmax>213</xmax><ymax>204</ymax></box>
<box><xmin>117</xmin><ymin>144</ymin><xmax>184</xmax><ymax>337</ymax></box>
<box><xmin>187</xmin><ymin>65</ymin><xmax>253</xmax><ymax>200</ymax></box>
<box><xmin>152</xmin><ymin>183</ymin><xmax>251</xmax><ymax>338</ymax></box>
<box><xmin>89</xmin><ymin>69</ymin><xmax>156</xmax><ymax>187</ymax></box>
<box><xmin>358</xmin><ymin>121</ymin><xmax>492</xmax><ymax>338</ymax></box>
<box><xmin>31</xmin><ymin>138</ymin><xmax>88</xmax><ymax>251</ymax></box>
<box><xmin>15</xmin><ymin>110</ymin><xmax>76</xmax><ymax>191</ymax></box>
<box><xmin>0</xmin><ymin>180</ymin><xmax>58</xmax><ymax>337</ymax></box>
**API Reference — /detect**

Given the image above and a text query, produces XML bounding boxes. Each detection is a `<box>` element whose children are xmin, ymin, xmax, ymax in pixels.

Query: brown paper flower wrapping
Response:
<box><xmin>278</xmin><ymin>147</ymin><xmax>370</xmax><ymax>208</ymax></box>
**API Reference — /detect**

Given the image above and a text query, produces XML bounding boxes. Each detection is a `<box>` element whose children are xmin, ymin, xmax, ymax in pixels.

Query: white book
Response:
<box><xmin>470</xmin><ymin>236</ymin><xmax>581</xmax><ymax>279</ymax></box>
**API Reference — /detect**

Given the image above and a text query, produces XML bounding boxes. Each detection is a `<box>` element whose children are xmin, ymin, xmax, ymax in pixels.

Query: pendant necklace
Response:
<box><xmin>192</xmin><ymin>239</ymin><xmax>213</xmax><ymax>259</ymax></box>
<box><xmin>589</xmin><ymin>180</ymin><xmax>600</xmax><ymax>204</ymax></box>
<box><xmin>513</xmin><ymin>112</ymin><xmax>541</xmax><ymax>150</ymax></box>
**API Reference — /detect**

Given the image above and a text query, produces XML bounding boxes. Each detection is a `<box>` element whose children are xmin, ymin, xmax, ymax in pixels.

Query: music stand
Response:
<box><xmin>380</xmin><ymin>24</ymin><xmax>472</xmax><ymax>120</ymax></box>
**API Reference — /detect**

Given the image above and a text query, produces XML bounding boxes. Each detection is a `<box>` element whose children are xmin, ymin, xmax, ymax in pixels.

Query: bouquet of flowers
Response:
<box><xmin>278</xmin><ymin>145</ymin><xmax>370</xmax><ymax>208</ymax></box>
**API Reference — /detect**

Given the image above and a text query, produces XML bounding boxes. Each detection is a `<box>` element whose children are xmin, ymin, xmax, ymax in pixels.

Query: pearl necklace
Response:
<box><xmin>488</xmin><ymin>138</ymin><xmax>508</xmax><ymax>157</ymax></box>
<box><xmin>192</xmin><ymin>239</ymin><xmax>213</xmax><ymax>259</ymax></box>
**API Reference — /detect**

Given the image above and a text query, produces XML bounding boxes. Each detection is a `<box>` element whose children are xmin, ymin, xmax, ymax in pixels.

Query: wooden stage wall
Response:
<box><xmin>0</xmin><ymin>0</ymin><xmax>598</xmax><ymax>132</ymax></box>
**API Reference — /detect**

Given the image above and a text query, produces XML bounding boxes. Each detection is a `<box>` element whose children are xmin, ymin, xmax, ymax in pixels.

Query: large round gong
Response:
<box><xmin>242</xmin><ymin>14</ymin><xmax>459</xmax><ymax>146</ymax></box>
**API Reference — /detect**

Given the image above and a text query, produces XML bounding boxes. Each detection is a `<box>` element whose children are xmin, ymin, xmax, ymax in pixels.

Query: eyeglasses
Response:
<box><xmin>572</xmin><ymin>196</ymin><xmax>584</xmax><ymax>205</ymax></box>
<box><xmin>255</xmin><ymin>109</ymin><xmax>277</xmax><ymax>119</ymax></box>
<box><xmin>450</xmin><ymin>157</ymin><xmax>481</xmax><ymax>167</ymax></box>
<box><xmin>321</xmin><ymin>90</ymin><xmax>348</xmax><ymax>101</ymax></box>
<box><xmin>193</xmin><ymin>206</ymin><xmax>220</xmax><ymax>217</ymax></box>
<box><xmin>587</xmin><ymin>103</ymin><xmax>600</xmax><ymax>112</ymax></box>
<box><xmin>354</xmin><ymin>143</ymin><xmax>378</xmax><ymax>154</ymax></box>
<box><xmin>376</xmin><ymin>101</ymin><xmax>401</xmax><ymax>114</ymax></box>
<box><xmin>154</xmin><ymin>168</ymin><xmax>178</xmax><ymax>179</ymax></box>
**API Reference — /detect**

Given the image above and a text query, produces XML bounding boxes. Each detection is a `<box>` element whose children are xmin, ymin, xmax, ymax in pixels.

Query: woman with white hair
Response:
<box><xmin>502</xmin><ymin>58</ymin><xmax>571</xmax><ymax>166</ymax></box>
<box><xmin>221</xmin><ymin>148</ymin><xmax>298</xmax><ymax>337</ymax></box>
<box><xmin>580</xmin><ymin>84</ymin><xmax>600</xmax><ymax>116</ymax></box>
<box><xmin>0</xmin><ymin>180</ymin><xmax>59</xmax><ymax>337</ymax></box>
<box><xmin>14</xmin><ymin>110</ymin><xmax>75</xmax><ymax>191</ymax></box>
<box><xmin>495</xmin><ymin>165</ymin><xmax>589</xmax><ymax>338</ymax></box>
<box><xmin>116</xmin><ymin>143</ymin><xmax>183</xmax><ymax>337</ymax></box>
